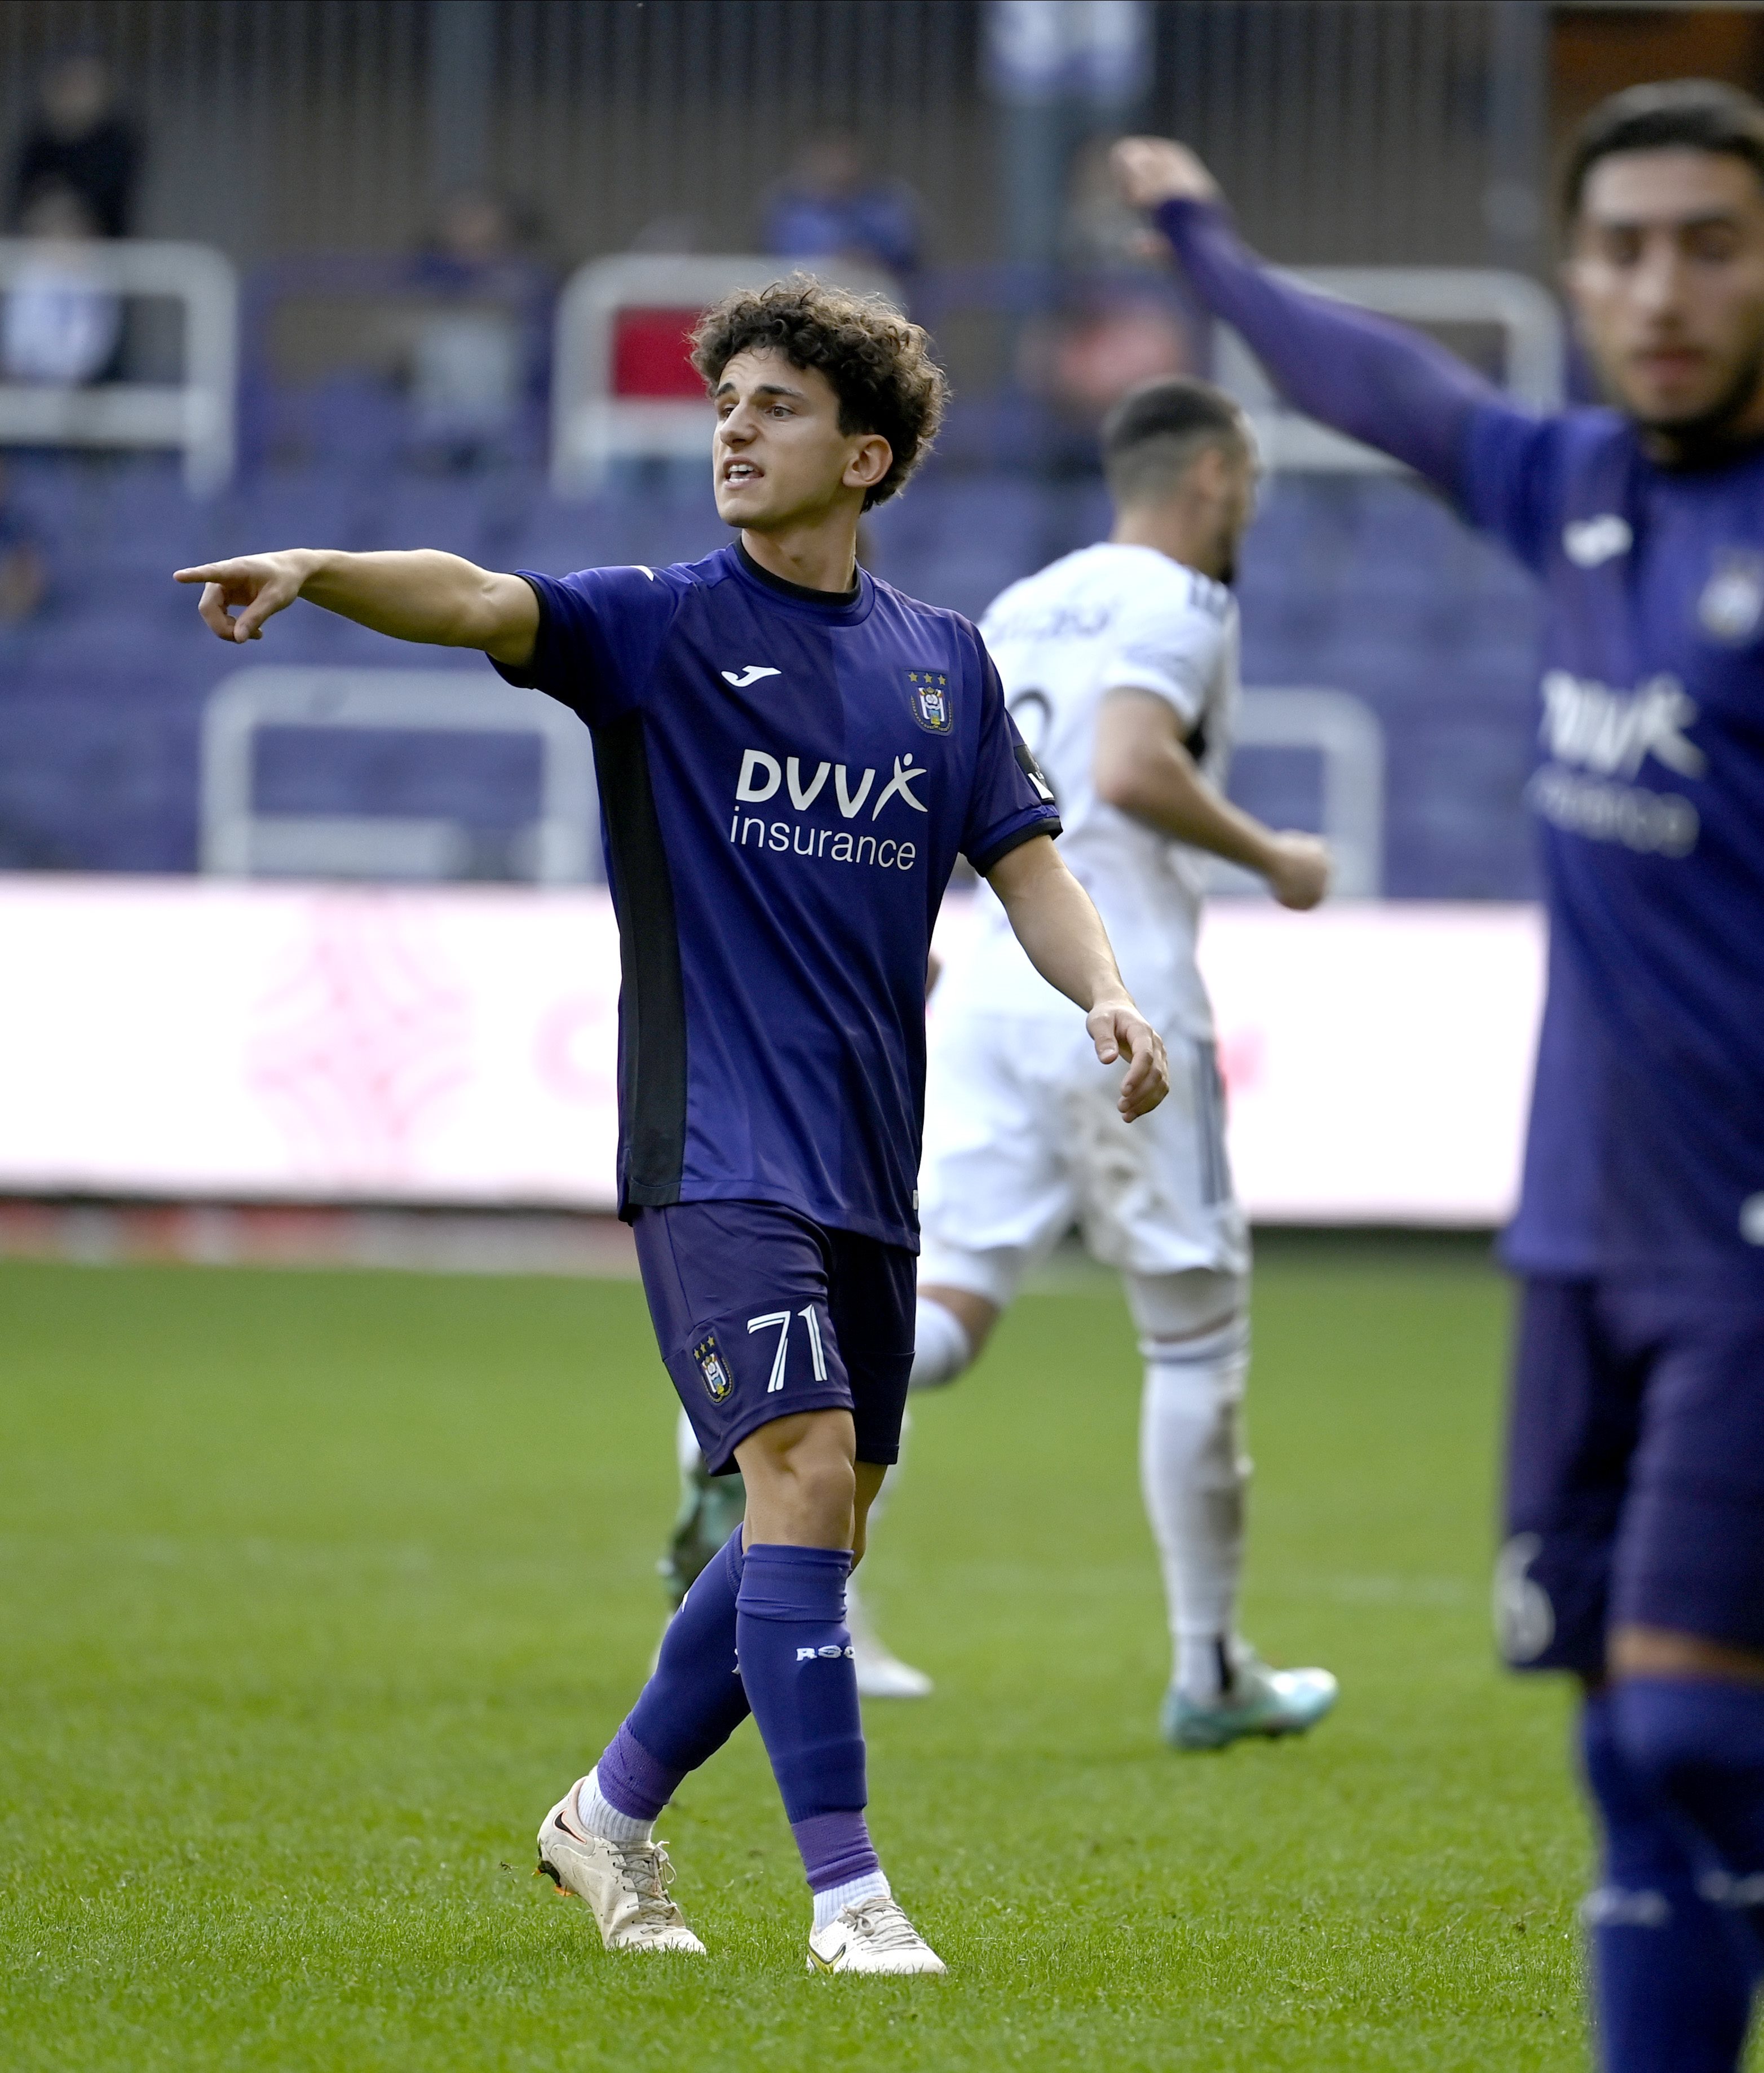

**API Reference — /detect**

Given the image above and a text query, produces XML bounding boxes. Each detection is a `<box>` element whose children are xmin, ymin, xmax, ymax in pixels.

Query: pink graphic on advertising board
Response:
<box><xmin>533</xmin><ymin>992</ymin><xmax>620</xmax><ymax>1107</ymax></box>
<box><xmin>246</xmin><ymin>896</ymin><xmax>473</xmax><ymax>1185</ymax></box>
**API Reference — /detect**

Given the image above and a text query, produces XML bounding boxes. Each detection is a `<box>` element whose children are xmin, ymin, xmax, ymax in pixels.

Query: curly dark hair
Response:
<box><xmin>690</xmin><ymin>274</ymin><xmax>947</xmax><ymax>509</ymax></box>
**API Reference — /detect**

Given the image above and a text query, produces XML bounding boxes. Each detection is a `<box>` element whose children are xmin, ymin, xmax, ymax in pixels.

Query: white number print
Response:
<box><xmin>798</xmin><ymin>1303</ymin><xmax>828</xmax><ymax>1381</ymax></box>
<box><xmin>747</xmin><ymin>1310</ymin><xmax>792</xmax><ymax>1392</ymax></box>
<box><xmin>746</xmin><ymin>1305</ymin><xmax>830</xmax><ymax>1392</ymax></box>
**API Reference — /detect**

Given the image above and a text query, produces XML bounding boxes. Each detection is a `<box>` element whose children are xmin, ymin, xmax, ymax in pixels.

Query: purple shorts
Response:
<box><xmin>1498</xmin><ymin>1275</ymin><xmax>1764</xmax><ymax>1676</ymax></box>
<box><xmin>632</xmin><ymin>1199</ymin><xmax>915</xmax><ymax>1476</ymax></box>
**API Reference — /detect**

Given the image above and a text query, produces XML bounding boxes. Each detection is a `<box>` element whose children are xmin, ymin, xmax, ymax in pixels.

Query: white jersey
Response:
<box><xmin>962</xmin><ymin>541</ymin><xmax>1239</xmax><ymax>1039</ymax></box>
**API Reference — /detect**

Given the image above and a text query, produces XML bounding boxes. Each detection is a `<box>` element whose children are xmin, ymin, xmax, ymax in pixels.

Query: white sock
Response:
<box><xmin>575</xmin><ymin>1766</ymin><xmax>653</xmax><ymax>1844</ymax></box>
<box><xmin>814</xmin><ymin>1869</ymin><xmax>890</xmax><ymax>1931</ymax></box>
<box><xmin>1138</xmin><ymin>1319</ymin><xmax>1250</xmax><ymax>1704</ymax></box>
<box><xmin>674</xmin><ymin>1405</ymin><xmax>702</xmax><ymax>1477</ymax></box>
<box><xmin>909</xmin><ymin>1297</ymin><xmax>971</xmax><ymax>1390</ymax></box>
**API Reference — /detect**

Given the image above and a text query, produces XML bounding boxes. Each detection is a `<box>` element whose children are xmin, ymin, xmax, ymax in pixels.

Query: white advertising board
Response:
<box><xmin>0</xmin><ymin>879</ymin><xmax>1543</xmax><ymax>1223</ymax></box>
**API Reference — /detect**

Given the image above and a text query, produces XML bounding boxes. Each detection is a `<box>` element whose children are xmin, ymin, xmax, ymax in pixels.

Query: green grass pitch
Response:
<box><xmin>0</xmin><ymin>1240</ymin><xmax>1598</xmax><ymax>2071</ymax></box>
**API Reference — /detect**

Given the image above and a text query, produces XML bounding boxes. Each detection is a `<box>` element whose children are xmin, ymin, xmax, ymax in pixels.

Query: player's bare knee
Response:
<box><xmin>736</xmin><ymin>1412</ymin><xmax>856</xmax><ymax>1540</ymax></box>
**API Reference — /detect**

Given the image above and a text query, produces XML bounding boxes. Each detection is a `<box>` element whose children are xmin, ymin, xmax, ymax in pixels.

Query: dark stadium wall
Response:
<box><xmin>1550</xmin><ymin>5</ymin><xmax>1764</xmax><ymax>220</ymax></box>
<box><xmin>3</xmin><ymin>1</ymin><xmax>1549</xmax><ymax>277</ymax></box>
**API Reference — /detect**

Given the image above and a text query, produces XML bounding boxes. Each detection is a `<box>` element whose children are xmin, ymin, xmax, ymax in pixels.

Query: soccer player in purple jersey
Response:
<box><xmin>175</xmin><ymin>278</ymin><xmax>1169</xmax><ymax>1975</ymax></box>
<box><xmin>1115</xmin><ymin>80</ymin><xmax>1764</xmax><ymax>2072</ymax></box>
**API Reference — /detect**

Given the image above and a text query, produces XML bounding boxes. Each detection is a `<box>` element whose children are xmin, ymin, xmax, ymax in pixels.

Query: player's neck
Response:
<box><xmin>740</xmin><ymin>518</ymin><xmax>860</xmax><ymax>596</ymax></box>
<box><xmin>1637</xmin><ymin>370</ymin><xmax>1764</xmax><ymax>468</ymax></box>
<box><xmin>1109</xmin><ymin>505</ymin><xmax>1228</xmax><ymax>580</ymax></box>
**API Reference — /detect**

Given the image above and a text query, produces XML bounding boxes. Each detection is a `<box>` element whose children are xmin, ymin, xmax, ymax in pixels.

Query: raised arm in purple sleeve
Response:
<box><xmin>1155</xmin><ymin>197</ymin><xmax>1499</xmax><ymax>499</ymax></box>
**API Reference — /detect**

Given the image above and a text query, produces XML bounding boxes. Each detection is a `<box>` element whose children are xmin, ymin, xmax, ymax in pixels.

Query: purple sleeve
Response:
<box><xmin>1155</xmin><ymin>197</ymin><xmax>1502</xmax><ymax>501</ymax></box>
<box><xmin>962</xmin><ymin>645</ymin><xmax>1062</xmax><ymax>874</ymax></box>
<box><xmin>489</xmin><ymin>564</ymin><xmax>677</xmax><ymax>727</ymax></box>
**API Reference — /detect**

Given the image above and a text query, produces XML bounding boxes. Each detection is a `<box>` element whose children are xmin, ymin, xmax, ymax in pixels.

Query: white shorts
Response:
<box><xmin>918</xmin><ymin>1007</ymin><xmax>1250</xmax><ymax>1317</ymax></box>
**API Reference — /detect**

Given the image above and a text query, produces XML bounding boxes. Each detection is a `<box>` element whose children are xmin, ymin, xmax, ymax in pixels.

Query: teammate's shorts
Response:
<box><xmin>1498</xmin><ymin>1275</ymin><xmax>1764</xmax><ymax>1675</ymax></box>
<box><xmin>917</xmin><ymin>1008</ymin><xmax>1249</xmax><ymax>1307</ymax></box>
<box><xmin>633</xmin><ymin>1199</ymin><xmax>914</xmax><ymax>1477</ymax></box>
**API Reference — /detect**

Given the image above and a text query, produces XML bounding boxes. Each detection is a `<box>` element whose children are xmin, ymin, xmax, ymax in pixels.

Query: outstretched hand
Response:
<box><xmin>1087</xmin><ymin>1003</ymin><xmax>1170</xmax><ymax>1121</ymax></box>
<box><xmin>1111</xmin><ymin>136</ymin><xmax>1221</xmax><ymax>211</ymax></box>
<box><xmin>174</xmin><ymin>550</ymin><xmax>315</xmax><ymax>643</ymax></box>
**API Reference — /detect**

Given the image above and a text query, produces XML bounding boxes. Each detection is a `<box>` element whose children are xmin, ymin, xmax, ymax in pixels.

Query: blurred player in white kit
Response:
<box><xmin>912</xmin><ymin>375</ymin><xmax>1339</xmax><ymax>1747</ymax></box>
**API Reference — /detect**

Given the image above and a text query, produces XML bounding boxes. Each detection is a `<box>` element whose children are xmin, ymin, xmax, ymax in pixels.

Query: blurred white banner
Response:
<box><xmin>0</xmin><ymin>879</ymin><xmax>1542</xmax><ymax>1224</ymax></box>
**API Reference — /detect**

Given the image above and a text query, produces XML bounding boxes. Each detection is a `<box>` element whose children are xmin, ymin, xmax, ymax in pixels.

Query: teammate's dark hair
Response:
<box><xmin>691</xmin><ymin>275</ymin><xmax>947</xmax><ymax>510</ymax></box>
<box><xmin>1100</xmin><ymin>376</ymin><xmax>1249</xmax><ymax>506</ymax></box>
<box><xmin>1564</xmin><ymin>78</ymin><xmax>1764</xmax><ymax>219</ymax></box>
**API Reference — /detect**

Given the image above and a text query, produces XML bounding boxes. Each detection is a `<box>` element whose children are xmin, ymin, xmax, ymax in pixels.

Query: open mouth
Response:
<box><xmin>1633</xmin><ymin>348</ymin><xmax>1705</xmax><ymax>382</ymax></box>
<box><xmin>722</xmin><ymin>461</ymin><xmax>762</xmax><ymax>487</ymax></box>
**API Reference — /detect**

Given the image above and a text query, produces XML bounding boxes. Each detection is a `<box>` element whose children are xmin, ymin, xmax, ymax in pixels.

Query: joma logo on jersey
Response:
<box><xmin>1538</xmin><ymin>669</ymin><xmax>1706</xmax><ymax>781</ymax></box>
<box><xmin>907</xmin><ymin>670</ymin><xmax>951</xmax><ymax>734</ymax></box>
<box><xmin>693</xmin><ymin>1334</ymin><xmax>732</xmax><ymax>1402</ymax></box>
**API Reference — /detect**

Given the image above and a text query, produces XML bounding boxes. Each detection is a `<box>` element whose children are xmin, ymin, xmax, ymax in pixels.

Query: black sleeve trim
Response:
<box><xmin>488</xmin><ymin>574</ymin><xmax>551</xmax><ymax>689</ymax></box>
<box><xmin>971</xmin><ymin>815</ymin><xmax>1062</xmax><ymax>877</ymax></box>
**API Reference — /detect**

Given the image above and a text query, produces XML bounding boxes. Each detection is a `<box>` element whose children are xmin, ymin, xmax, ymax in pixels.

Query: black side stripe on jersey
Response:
<box><xmin>1195</xmin><ymin>1040</ymin><xmax>1229</xmax><ymax>1208</ymax></box>
<box><xmin>593</xmin><ymin>712</ymin><xmax>687</xmax><ymax>1211</ymax></box>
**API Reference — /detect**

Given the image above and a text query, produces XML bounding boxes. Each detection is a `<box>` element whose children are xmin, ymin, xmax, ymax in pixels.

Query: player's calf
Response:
<box><xmin>909</xmin><ymin>1286</ymin><xmax>995</xmax><ymax>1389</ymax></box>
<box><xmin>1581</xmin><ymin>1689</ymin><xmax>1756</xmax><ymax>2071</ymax></box>
<box><xmin>1613</xmin><ymin>1674</ymin><xmax>1764</xmax><ymax>1952</ymax></box>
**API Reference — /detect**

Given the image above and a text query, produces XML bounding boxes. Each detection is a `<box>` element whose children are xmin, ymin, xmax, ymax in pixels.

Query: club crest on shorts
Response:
<box><xmin>694</xmin><ymin>1332</ymin><xmax>733</xmax><ymax>1402</ymax></box>
<box><xmin>907</xmin><ymin>669</ymin><xmax>952</xmax><ymax>735</ymax></box>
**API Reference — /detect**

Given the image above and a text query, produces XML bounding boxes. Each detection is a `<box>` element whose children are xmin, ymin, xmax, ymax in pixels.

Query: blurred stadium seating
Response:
<box><xmin>0</xmin><ymin>435</ymin><xmax>1540</xmax><ymax>895</ymax></box>
<box><xmin>0</xmin><ymin>0</ymin><xmax>1566</xmax><ymax>900</ymax></box>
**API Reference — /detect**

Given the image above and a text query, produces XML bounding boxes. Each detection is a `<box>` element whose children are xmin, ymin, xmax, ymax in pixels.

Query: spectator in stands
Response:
<box><xmin>0</xmin><ymin>463</ymin><xmax>47</xmax><ymax>626</ymax></box>
<box><xmin>761</xmin><ymin>132</ymin><xmax>921</xmax><ymax>280</ymax></box>
<box><xmin>1</xmin><ymin>178</ymin><xmax>123</xmax><ymax>386</ymax></box>
<box><xmin>1060</xmin><ymin>136</ymin><xmax>1163</xmax><ymax>271</ymax></box>
<box><xmin>10</xmin><ymin>52</ymin><xmax>140</xmax><ymax>240</ymax></box>
<box><xmin>1019</xmin><ymin>140</ymin><xmax>1196</xmax><ymax>436</ymax></box>
<box><xmin>406</xmin><ymin>188</ymin><xmax>551</xmax><ymax>466</ymax></box>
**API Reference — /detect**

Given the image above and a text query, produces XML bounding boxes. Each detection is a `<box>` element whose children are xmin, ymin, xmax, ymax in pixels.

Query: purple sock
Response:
<box><xmin>595</xmin><ymin>1526</ymin><xmax>753</xmax><ymax>1824</ymax></box>
<box><xmin>1617</xmin><ymin>1678</ymin><xmax>1764</xmax><ymax>1959</ymax></box>
<box><xmin>735</xmin><ymin>1542</ymin><xmax>880</xmax><ymax>1892</ymax></box>
<box><xmin>1581</xmin><ymin>1691</ymin><xmax>1757</xmax><ymax>2073</ymax></box>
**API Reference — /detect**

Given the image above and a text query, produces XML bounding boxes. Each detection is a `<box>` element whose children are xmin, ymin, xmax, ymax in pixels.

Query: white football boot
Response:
<box><xmin>806</xmin><ymin>1895</ymin><xmax>946</xmax><ymax>1975</ymax></box>
<box><xmin>847</xmin><ymin>1577</ymin><xmax>933</xmax><ymax>1700</ymax></box>
<box><xmin>535</xmin><ymin>1780</ymin><xmax>706</xmax><ymax>1953</ymax></box>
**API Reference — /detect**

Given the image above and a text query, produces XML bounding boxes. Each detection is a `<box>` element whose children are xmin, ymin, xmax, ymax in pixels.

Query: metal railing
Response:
<box><xmin>0</xmin><ymin>239</ymin><xmax>238</xmax><ymax>492</ymax></box>
<box><xmin>1212</xmin><ymin>687</ymin><xmax>1386</xmax><ymax>897</ymax></box>
<box><xmin>550</xmin><ymin>252</ymin><xmax>897</xmax><ymax>494</ymax></box>
<box><xmin>201</xmin><ymin>667</ymin><xmax>596</xmax><ymax>884</ymax></box>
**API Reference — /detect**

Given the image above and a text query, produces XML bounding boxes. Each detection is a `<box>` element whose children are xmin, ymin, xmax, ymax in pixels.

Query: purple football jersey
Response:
<box><xmin>1160</xmin><ymin>197</ymin><xmax>1764</xmax><ymax>1279</ymax></box>
<box><xmin>495</xmin><ymin>541</ymin><xmax>1059</xmax><ymax>1247</ymax></box>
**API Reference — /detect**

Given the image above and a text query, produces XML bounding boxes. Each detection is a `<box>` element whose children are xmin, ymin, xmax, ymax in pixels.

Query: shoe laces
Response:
<box><xmin>610</xmin><ymin>1837</ymin><xmax>686</xmax><ymax>1931</ymax></box>
<box><xmin>842</xmin><ymin>1896</ymin><xmax>924</xmax><ymax>1951</ymax></box>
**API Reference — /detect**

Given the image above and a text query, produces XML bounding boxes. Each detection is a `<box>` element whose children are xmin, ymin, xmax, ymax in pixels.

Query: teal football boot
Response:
<box><xmin>1161</xmin><ymin>1645</ymin><xmax>1339</xmax><ymax>1752</ymax></box>
<box><xmin>659</xmin><ymin>1457</ymin><xmax>748</xmax><ymax>1610</ymax></box>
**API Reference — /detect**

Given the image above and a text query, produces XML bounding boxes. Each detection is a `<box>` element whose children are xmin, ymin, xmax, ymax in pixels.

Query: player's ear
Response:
<box><xmin>846</xmin><ymin>434</ymin><xmax>892</xmax><ymax>494</ymax></box>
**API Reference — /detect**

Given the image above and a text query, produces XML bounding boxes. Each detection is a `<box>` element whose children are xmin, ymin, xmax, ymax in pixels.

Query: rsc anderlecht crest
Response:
<box><xmin>695</xmin><ymin>1333</ymin><xmax>733</xmax><ymax>1402</ymax></box>
<box><xmin>907</xmin><ymin>669</ymin><xmax>952</xmax><ymax>734</ymax></box>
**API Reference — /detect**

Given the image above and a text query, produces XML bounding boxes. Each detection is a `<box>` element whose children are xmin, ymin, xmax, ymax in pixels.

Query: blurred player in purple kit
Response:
<box><xmin>1117</xmin><ymin>79</ymin><xmax>1764</xmax><ymax>2073</ymax></box>
<box><xmin>176</xmin><ymin>277</ymin><xmax>1169</xmax><ymax>1975</ymax></box>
